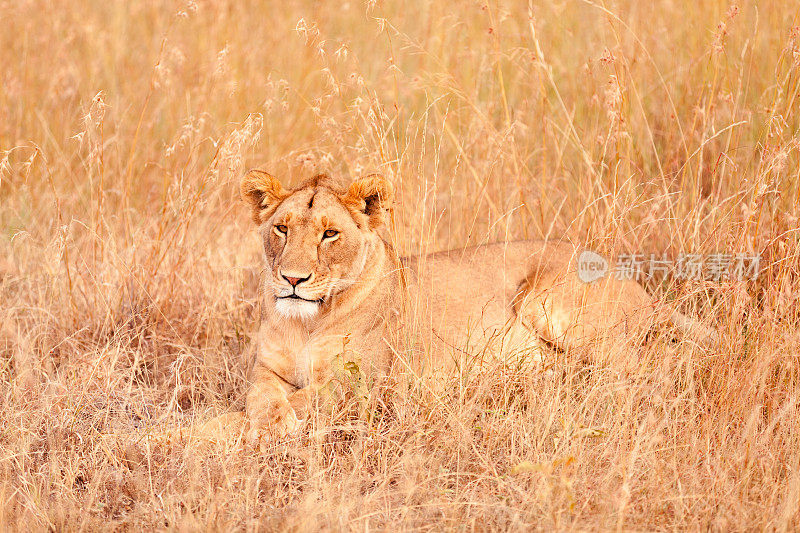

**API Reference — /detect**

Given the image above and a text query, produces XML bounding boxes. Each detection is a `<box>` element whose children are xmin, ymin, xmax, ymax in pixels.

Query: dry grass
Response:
<box><xmin>2</xmin><ymin>0</ymin><xmax>799</xmax><ymax>530</ymax></box>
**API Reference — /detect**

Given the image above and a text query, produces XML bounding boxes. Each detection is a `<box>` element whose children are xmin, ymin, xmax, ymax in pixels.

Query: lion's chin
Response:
<box><xmin>275</xmin><ymin>298</ymin><xmax>321</xmax><ymax>320</ymax></box>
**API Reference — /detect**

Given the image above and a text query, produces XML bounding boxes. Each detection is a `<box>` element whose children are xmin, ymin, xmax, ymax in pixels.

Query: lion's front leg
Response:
<box><xmin>287</xmin><ymin>387</ymin><xmax>314</xmax><ymax>421</ymax></box>
<box><xmin>246</xmin><ymin>363</ymin><xmax>303</xmax><ymax>442</ymax></box>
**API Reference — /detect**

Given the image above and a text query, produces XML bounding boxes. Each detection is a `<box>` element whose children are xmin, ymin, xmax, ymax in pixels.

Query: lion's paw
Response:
<box><xmin>247</xmin><ymin>408</ymin><xmax>304</xmax><ymax>445</ymax></box>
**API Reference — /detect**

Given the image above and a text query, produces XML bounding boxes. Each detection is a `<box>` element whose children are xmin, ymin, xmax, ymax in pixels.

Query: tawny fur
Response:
<box><xmin>236</xmin><ymin>170</ymin><xmax>716</xmax><ymax>441</ymax></box>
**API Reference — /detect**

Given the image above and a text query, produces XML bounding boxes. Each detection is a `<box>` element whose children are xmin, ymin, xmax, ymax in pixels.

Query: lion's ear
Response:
<box><xmin>344</xmin><ymin>174</ymin><xmax>394</xmax><ymax>230</ymax></box>
<box><xmin>240</xmin><ymin>169</ymin><xmax>287</xmax><ymax>224</ymax></box>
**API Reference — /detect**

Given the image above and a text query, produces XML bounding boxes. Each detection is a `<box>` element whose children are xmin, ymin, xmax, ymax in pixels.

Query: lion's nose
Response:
<box><xmin>281</xmin><ymin>272</ymin><xmax>311</xmax><ymax>287</ymax></box>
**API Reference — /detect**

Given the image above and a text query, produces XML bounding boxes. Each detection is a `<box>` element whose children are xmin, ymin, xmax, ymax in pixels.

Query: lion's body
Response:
<box><xmin>238</xmin><ymin>171</ymin><xmax>713</xmax><ymax>440</ymax></box>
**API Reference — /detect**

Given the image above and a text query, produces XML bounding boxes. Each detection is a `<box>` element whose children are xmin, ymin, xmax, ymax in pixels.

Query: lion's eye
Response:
<box><xmin>323</xmin><ymin>229</ymin><xmax>339</xmax><ymax>239</ymax></box>
<box><xmin>274</xmin><ymin>224</ymin><xmax>288</xmax><ymax>235</ymax></box>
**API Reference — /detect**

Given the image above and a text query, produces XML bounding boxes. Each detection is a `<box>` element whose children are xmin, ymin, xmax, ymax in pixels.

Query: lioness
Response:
<box><xmin>240</xmin><ymin>170</ymin><xmax>715</xmax><ymax>441</ymax></box>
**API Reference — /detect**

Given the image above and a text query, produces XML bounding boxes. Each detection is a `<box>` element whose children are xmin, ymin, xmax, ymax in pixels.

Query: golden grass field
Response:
<box><xmin>2</xmin><ymin>0</ymin><xmax>799</xmax><ymax>530</ymax></box>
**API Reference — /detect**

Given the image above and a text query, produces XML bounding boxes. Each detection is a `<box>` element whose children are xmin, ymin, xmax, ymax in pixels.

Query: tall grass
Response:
<box><xmin>1</xmin><ymin>0</ymin><xmax>798</xmax><ymax>529</ymax></box>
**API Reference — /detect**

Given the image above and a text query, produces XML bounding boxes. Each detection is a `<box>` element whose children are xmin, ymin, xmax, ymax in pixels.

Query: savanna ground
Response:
<box><xmin>2</xmin><ymin>0</ymin><xmax>799</xmax><ymax>530</ymax></box>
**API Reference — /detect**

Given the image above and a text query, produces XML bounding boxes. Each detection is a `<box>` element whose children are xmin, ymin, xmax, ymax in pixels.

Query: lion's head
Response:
<box><xmin>241</xmin><ymin>170</ymin><xmax>393</xmax><ymax>320</ymax></box>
